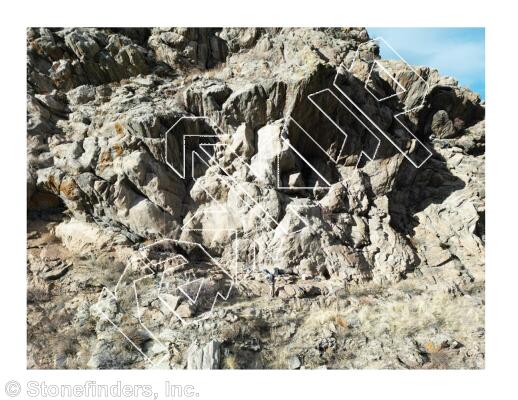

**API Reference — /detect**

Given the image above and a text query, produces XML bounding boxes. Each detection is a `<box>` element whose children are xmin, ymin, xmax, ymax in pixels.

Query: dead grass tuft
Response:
<box><xmin>114</xmin><ymin>122</ymin><xmax>125</xmax><ymax>136</ymax></box>
<box><xmin>223</xmin><ymin>354</ymin><xmax>238</xmax><ymax>369</ymax></box>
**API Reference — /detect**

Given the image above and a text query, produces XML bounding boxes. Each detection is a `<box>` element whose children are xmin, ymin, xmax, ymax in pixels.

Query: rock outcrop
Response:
<box><xmin>27</xmin><ymin>27</ymin><xmax>485</xmax><ymax>370</ymax></box>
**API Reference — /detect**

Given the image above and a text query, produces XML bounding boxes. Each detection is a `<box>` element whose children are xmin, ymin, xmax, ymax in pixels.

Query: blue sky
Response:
<box><xmin>367</xmin><ymin>28</ymin><xmax>485</xmax><ymax>99</ymax></box>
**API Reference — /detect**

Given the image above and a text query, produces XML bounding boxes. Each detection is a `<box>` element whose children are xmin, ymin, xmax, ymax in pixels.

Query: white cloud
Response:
<box><xmin>367</xmin><ymin>28</ymin><xmax>485</xmax><ymax>96</ymax></box>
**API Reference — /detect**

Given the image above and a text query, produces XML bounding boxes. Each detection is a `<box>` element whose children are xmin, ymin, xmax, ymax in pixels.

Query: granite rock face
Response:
<box><xmin>27</xmin><ymin>27</ymin><xmax>485</xmax><ymax>369</ymax></box>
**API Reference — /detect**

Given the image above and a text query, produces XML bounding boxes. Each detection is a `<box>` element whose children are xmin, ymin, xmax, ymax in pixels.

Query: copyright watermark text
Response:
<box><xmin>3</xmin><ymin>380</ymin><xmax>200</xmax><ymax>398</ymax></box>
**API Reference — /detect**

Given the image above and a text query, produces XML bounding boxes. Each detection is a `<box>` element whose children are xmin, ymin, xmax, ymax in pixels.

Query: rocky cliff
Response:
<box><xmin>27</xmin><ymin>28</ymin><xmax>485</xmax><ymax>369</ymax></box>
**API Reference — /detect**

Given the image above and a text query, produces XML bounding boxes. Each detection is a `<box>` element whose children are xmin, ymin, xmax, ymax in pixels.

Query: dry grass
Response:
<box><xmin>424</xmin><ymin>342</ymin><xmax>443</xmax><ymax>353</ymax></box>
<box><xmin>262</xmin><ymin>279</ymin><xmax>484</xmax><ymax>369</ymax></box>
<box><xmin>301</xmin><ymin>309</ymin><xmax>349</xmax><ymax>334</ymax></box>
<box><xmin>220</xmin><ymin>325</ymin><xmax>240</xmax><ymax>343</ymax></box>
<box><xmin>223</xmin><ymin>354</ymin><xmax>238</xmax><ymax>369</ymax></box>
<box><xmin>201</xmin><ymin>62</ymin><xmax>228</xmax><ymax>79</ymax></box>
<box><xmin>333</xmin><ymin>315</ymin><xmax>348</xmax><ymax>329</ymax></box>
<box><xmin>114</xmin><ymin>122</ymin><xmax>125</xmax><ymax>136</ymax></box>
<box><xmin>355</xmin><ymin>290</ymin><xmax>484</xmax><ymax>342</ymax></box>
<box><xmin>269</xmin><ymin>346</ymin><xmax>291</xmax><ymax>369</ymax></box>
